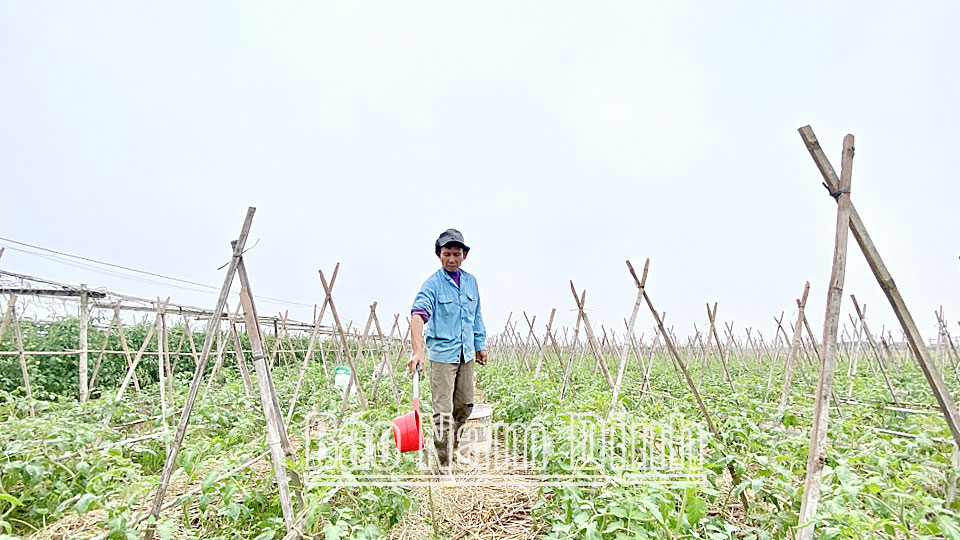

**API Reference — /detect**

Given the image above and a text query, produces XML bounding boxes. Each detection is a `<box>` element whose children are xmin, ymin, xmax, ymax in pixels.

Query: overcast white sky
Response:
<box><xmin>2</xmin><ymin>2</ymin><xmax>958</xmax><ymax>345</ymax></box>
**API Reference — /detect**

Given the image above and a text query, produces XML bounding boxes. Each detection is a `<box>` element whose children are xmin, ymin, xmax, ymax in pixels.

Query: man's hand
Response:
<box><xmin>408</xmin><ymin>350</ymin><xmax>425</xmax><ymax>374</ymax></box>
<box><xmin>476</xmin><ymin>350</ymin><xmax>488</xmax><ymax>366</ymax></box>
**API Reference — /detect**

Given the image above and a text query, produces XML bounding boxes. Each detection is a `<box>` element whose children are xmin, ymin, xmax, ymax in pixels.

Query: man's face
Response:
<box><xmin>438</xmin><ymin>245</ymin><xmax>466</xmax><ymax>273</ymax></box>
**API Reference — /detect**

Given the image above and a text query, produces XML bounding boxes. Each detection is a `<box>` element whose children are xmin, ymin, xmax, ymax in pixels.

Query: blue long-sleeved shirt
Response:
<box><xmin>411</xmin><ymin>268</ymin><xmax>486</xmax><ymax>363</ymax></box>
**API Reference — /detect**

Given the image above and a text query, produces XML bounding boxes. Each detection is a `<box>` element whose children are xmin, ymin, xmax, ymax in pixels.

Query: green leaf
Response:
<box><xmin>198</xmin><ymin>493</ymin><xmax>211</xmax><ymax>513</ymax></box>
<box><xmin>610</xmin><ymin>505</ymin><xmax>628</xmax><ymax>518</ymax></box>
<box><xmin>74</xmin><ymin>493</ymin><xmax>97</xmax><ymax>513</ymax></box>
<box><xmin>22</xmin><ymin>463</ymin><xmax>44</xmax><ymax>484</ymax></box>
<box><xmin>225</xmin><ymin>502</ymin><xmax>242</xmax><ymax>521</ymax></box>
<box><xmin>584</xmin><ymin>521</ymin><xmax>602</xmax><ymax>540</ymax></box>
<box><xmin>322</xmin><ymin>521</ymin><xmax>346</xmax><ymax>540</ymax></box>
<box><xmin>685</xmin><ymin>494</ymin><xmax>707</xmax><ymax>526</ymax></box>
<box><xmin>252</xmin><ymin>530</ymin><xmax>276</xmax><ymax>540</ymax></box>
<box><xmin>200</xmin><ymin>471</ymin><xmax>218</xmax><ymax>492</ymax></box>
<box><xmin>157</xmin><ymin>519</ymin><xmax>176</xmax><ymax>540</ymax></box>
<box><xmin>602</xmin><ymin>519</ymin><xmax>625</xmax><ymax>534</ymax></box>
<box><xmin>938</xmin><ymin>514</ymin><xmax>960</xmax><ymax>540</ymax></box>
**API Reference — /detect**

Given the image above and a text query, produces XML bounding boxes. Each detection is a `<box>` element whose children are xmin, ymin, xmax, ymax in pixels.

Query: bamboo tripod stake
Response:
<box><xmin>144</xmin><ymin>207</ymin><xmax>256</xmax><ymax>540</ymax></box>
<box><xmin>569</xmin><ymin>281</ymin><xmax>616</xmax><ymax>390</ymax></box>
<box><xmin>626</xmin><ymin>259</ymin><xmax>751</xmax><ymax>514</ymax></box>
<box><xmin>800</xmin><ymin>125</ymin><xmax>960</xmax><ymax>448</ymax></box>
<box><xmin>369</xmin><ymin>303</ymin><xmax>402</xmax><ymax>405</ymax></box>
<box><xmin>850</xmin><ymin>294</ymin><xmax>902</xmax><ymax>410</ymax></box>
<box><xmin>559</xmin><ymin>290</ymin><xmax>585</xmax><ymax>401</ymax></box>
<box><xmin>777</xmin><ymin>282</ymin><xmax>810</xmax><ymax>414</ymax></box>
<box><xmin>706</xmin><ymin>303</ymin><xmax>736</xmax><ymax>392</ymax></box>
<box><xmin>609</xmin><ymin>259</ymin><xmax>648</xmax><ymax>417</ymax></box>
<box><xmin>320</xmin><ymin>267</ymin><xmax>368</xmax><ymax>409</ymax></box>
<box><xmin>533</xmin><ymin>309</ymin><xmax>557</xmax><ymax>378</ymax></box>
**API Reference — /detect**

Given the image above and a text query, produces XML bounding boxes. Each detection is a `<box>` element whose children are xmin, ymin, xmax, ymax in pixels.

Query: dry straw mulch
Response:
<box><xmin>389</xmin><ymin>438</ymin><xmax>547</xmax><ymax>540</ymax></box>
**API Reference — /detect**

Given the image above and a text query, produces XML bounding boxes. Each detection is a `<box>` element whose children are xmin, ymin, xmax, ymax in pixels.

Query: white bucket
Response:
<box><xmin>460</xmin><ymin>404</ymin><xmax>494</xmax><ymax>454</ymax></box>
<box><xmin>333</xmin><ymin>366</ymin><xmax>354</xmax><ymax>400</ymax></box>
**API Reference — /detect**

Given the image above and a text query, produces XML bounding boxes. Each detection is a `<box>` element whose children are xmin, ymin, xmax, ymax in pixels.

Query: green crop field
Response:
<box><xmin>2</xmin><ymin>311</ymin><xmax>959</xmax><ymax>540</ymax></box>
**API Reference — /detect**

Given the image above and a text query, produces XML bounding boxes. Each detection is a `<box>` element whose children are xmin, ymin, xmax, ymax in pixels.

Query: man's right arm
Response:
<box><xmin>408</xmin><ymin>313</ymin><xmax>426</xmax><ymax>373</ymax></box>
<box><xmin>408</xmin><ymin>280</ymin><xmax>435</xmax><ymax>373</ymax></box>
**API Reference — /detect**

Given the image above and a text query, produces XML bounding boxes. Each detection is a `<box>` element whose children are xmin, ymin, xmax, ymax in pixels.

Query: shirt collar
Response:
<box><xmin>443</xmin><ymin>268</ymin><xmax>461</xmax><ymax>286</ymax></box>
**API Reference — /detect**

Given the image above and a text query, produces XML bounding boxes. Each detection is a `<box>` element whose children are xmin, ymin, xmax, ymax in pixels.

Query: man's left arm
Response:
<box><xmin>474</xmin><ymin>290</ymin><xmax>487</xmax><ymax>365</ymax></box>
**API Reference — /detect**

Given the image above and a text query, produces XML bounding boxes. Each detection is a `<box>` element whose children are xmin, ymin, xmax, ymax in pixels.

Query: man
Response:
<box><xmin>408</xmin><ymin>228</ymin><xmax>487</xmax><ymax>470</ymax></box>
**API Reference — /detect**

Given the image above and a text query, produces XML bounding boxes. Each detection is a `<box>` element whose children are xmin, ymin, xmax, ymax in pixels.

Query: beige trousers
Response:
<box><xmin>429</xmin><ymin>357</ymin><xmax>475</xmax><ymax>464</ymax></box>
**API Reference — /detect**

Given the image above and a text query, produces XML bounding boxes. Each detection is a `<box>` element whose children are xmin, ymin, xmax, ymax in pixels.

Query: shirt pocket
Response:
<box><xmin>434</xmin><ymin>294</ymin><xmax>457</xmax><ymax>338</ymax></box>
<box><xmin>463</xmin><ymin>292</ymin><xmax>477</xmax><ymax>325</ymax></box>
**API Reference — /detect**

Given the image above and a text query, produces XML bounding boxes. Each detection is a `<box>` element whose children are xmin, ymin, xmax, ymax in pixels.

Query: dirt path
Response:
<box><xmin>389</xmin><ymin>387</ymin><xmax>546</xmax><ymax>540</ymax></box>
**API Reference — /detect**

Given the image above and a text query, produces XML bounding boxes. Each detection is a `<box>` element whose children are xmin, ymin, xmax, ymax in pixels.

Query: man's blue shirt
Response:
<box><xmin>411</xmin><ymin>268</ymin><xmax>486</xmax><ymax>363</ymax></box>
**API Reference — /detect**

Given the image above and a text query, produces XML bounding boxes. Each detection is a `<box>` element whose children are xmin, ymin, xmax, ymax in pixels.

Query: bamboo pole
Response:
<box><xmin>334</xmin><ymin>303</ymin><xmax>377</xmax><ymax>430</ymax></box>
<box><xmin>279</xmin><ymin>313</ymin><xmax>299</xmax><ymax>371</ymax></box>
<box><xmin>268</xmin><ymin>310</ymin><xmax>290</xmax><ymax>369</ymax></box>
<box><xmin>109</xmin><ymin>300</ymin><xmax>168</xmax><ymax>412</ymax></box>
<box><xmin>543</xmin><ymin>319</ymin><xmax>566</xmax><ymax>384</ymax></box>
<box><xmin>172</xmin><ymin>315</ymin><xmax>200</xmax><ymax>375</ymax></box>
<box><xmin>0</xmin><ymin>294</ymin><xmax>16</xmax><ymax>345</ymax></box>
<box><xmin>639</xmin><ymin>325</ymin><xmax>659</xmax><ymax>396</ymax></box>
<box><xmin>518</xmin><ymin>312</ymin><xmax>537</xmax><ymax>372</ymax></box>
<box><xmin>796</xmin><ymin>133</ymin><xmax>854</xmax><ymax>540</ymax></box>
<box><xmin>935</xmin><ymin>310</ymin><xmax>960</xmax><ymax>371</ymax></box>
<box><xmin>228</xmin><ymin>310</ymin><xmax>255</xmax><ymax>395</ymax></box>
<box><xmin>624</xmin><ymin>323</ymin><xmax>647</xmax><ymax>376</ymax></box>
<box><xmin>169</xmin><ymin>317</ymin><xmax>187</xmax><ymax>374</ymax></box>
<box><xmin>205</xmin><ymin>303</ymin><xmax>238</xmax><ymax>387</ymax></box>
<box><xmin>112</xmin><ymin>307</ymin><xmax>142</xmax><ymax>394</ymax></box>
<box><xmin>160</xmin><ymin>301</ymin><xmax>174</xmax><ymax>404</ymax></box>
<box><xmin>694</xmin><ymin>327</ymin><xmax>711</xmax><ymax>391</ymax></box>
<box><xmin>369</xmin><ymin>306</ymin><xmax>401</xmax><ymax>405</ymax></box>
<box><xmin>238</xmin><ymin>287</ymin><xmax>296</xmax><ymax>531</ymax></box>
<box><xmin>879</xmin><ymin>337</ymin><xmax>901</xmax><ymax>380</ymax></box>
<box><xmin>87</xmin><ymin>313</ymin><xmax>116</xmax><ymax>392</ymax></box>
<box><xmin>11</xmin><ymin>298</ymin><xmax>35</xmax><ymax>417</ymax></box>
<box><xmin>79</xmin><ymin>284</ymin><xmax>89</xmax><ymax>402</ymax></box>
<box><xmin>235</xmin><ymin>251</ymin><xmax>304</xmax><ymax>505</ymax></box>
<box><xmin>156</xmin><ymin>299</ymin><xmax>170</xmax><ymax>445</ymax></box>
<box><xmin>763</xmin><ymin>318</ymin><xmax>782</xmax><ymax>399</ymax></box>
<box><xmin>285</xmin><ymin>269</ymin><xmax>336</xmax><ymax>426</ymax></box>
